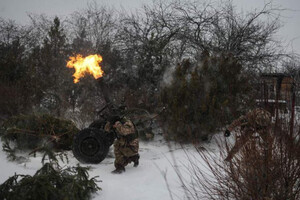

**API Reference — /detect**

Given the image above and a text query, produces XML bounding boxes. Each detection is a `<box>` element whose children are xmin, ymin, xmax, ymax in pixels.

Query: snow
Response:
<box><xmin>0</xmin><ymin>135</ymin><xmax>223</xmax><ymax>200</ymax></box>
<box><xmin>1</xmin><ymin>112</ymin><xmax>298</xmax><ymax>199</ymax></box>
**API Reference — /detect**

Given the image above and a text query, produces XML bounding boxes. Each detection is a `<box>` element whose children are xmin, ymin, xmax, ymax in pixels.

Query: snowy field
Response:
<box><xmin>0</xmin><ymin>134</ymin><xmax>223</xmax><ymax>200</ymax></box>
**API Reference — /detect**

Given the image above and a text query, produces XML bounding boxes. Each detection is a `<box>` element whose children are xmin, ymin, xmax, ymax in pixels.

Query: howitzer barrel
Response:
<box><xmin>97</xmin><ymin>78</ymin><xmax>111</xmax><ymax>106</ymax></box>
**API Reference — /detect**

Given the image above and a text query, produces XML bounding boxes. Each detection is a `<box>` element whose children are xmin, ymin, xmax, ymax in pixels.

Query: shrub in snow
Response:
<box><xmin>0</xmin><ymin>163</ymin><xmax>101</xmax><ymax>200</ymax></box>
<box><xmin>174</xmin><ymin>119</ymin><xmax>300</xmax><ymax>200</ymax></box>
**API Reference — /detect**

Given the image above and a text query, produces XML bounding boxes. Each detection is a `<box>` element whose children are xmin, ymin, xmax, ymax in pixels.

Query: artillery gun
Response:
<box><xmin>72</xmin><ymin>103</ymin><xmax>127</xmax><ymax>164</ymax></box>
<box><xmin>72</xmin><ymin>80</ymin><xmax>157</xmax><ymax>164</ymax></box>
<box><xmin>72</xmin><ymin>102</ymin><xmax>158</xmax><ymax>164</ymax></box>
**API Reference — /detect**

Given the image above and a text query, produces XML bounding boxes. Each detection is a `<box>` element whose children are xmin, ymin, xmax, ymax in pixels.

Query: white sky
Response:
<box><xmin>0</xmin><ymin>0</ymin><xmax>299</xmax><ymax>54</ymax></box>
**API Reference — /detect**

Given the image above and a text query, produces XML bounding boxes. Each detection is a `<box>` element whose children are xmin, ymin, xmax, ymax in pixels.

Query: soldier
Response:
<box><xmin>105</xmin><ymin>116</ymin><xmax>139</xmax><ymax>174</ymax></box>
<box><xmin>224</xmin><ymin>108</ymin><xmax>272</xmax><ymax>161</ymax></box>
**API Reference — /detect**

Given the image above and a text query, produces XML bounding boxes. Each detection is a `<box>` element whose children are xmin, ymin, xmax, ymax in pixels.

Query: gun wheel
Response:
<box><xmin>72</xmin><ymin>128</ymin><xmax>109</xmax><ymax>164</ymax></box>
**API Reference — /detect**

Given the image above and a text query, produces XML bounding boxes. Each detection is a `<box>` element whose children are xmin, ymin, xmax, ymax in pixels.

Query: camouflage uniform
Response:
<box><xmin>106</xmin><ymin>118</ymin><xmax>139</xmax><ymax>172</ymax></box>
<box><xmin>225</xmin><ymin>108</ymin><xmax>272</xmax><ymax>161</ymax></box>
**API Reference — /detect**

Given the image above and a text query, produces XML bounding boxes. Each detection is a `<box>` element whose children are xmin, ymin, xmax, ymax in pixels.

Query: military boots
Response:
<box><xmin>111</xmin><ymin>166</ymin><xmax>125</xmax><ymax>174</ymax></box>
<box><xmin>132</xmin><ymin>154</ymin><xmax>140</xmax><ymax>167</ymax></box>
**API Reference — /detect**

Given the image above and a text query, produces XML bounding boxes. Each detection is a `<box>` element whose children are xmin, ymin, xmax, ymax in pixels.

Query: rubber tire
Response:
<box><xmin>89</xmin><ymin>120</ymin><xmax>115</xmax><ymax>146</ymax></box>
<box><xmin>72</xmin><ymin>128</ymin><xmax>109</xmax><ymax>164</ymax></box>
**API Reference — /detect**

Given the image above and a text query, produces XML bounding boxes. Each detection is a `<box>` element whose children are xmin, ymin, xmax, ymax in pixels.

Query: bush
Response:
<box><xmin>0</xmin><ymin>163</ymin><xmax>101</xmax><ymax>200</ymax></box>
<box><xmin>174</xmin><ymin>119</ymin><xmax>300</xmax><ymax>200</ymax></box>
<box><xmin>161</xmin><ymin>54</ymin><xmax>252</xmax><ymax>142</ymax></box>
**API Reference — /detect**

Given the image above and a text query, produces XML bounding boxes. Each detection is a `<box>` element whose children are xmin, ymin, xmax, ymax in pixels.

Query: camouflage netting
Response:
<box><xmin>0</xmin><ymin>114</ymin><xmax>79</xmax><ymax>151</ymax></box>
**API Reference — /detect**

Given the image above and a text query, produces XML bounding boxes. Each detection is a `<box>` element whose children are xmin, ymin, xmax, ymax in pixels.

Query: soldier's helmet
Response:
<box><xmin>254</xmin><ymin>108</ymin><xmax>271</xmax><ymax>127</ymax></box>
<box><xmin>109</xmin><ymin>115</ymin><xmax>121</xmax><ymax>124</ymax></box>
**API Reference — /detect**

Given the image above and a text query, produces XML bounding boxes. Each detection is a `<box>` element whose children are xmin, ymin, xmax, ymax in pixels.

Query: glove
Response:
<box><xmin>109</xmin><ymin>115</ymin><xmax>121</xmax><ymax>124</ymax></box>
<box><xmin>224</xmin><ymin>129</ymin><xmax>231</xmax><ymax>137</ymax></box>
<box><xmin>104</xmin><ymin>122</ymin><xmax>111</xmax><ymax>132</ymax></box>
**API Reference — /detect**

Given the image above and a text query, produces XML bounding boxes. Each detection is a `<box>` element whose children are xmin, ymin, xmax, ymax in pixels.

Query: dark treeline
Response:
<box><xmin>0</xmin><ymin>0</ymin><xmax>298</xmax><ymax>141</ymax></box>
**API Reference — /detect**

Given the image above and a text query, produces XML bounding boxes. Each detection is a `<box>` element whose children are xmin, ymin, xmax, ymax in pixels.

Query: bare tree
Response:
<box><xmin>67</xmin><ymin>3</ymin><xmax>117</xmax><ymax>51</ymax></box>
<box><xmin>117</xmin><ymin>1</ymin><xmax>180</xmax><ymax>86</ymax></box>
<box><xmin>172</xmin><ymin>0</ymin><xmax>284</xmax><ymax>72</ymax></box>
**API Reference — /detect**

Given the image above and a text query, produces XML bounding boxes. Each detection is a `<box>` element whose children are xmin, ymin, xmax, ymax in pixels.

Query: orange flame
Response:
<box><xmin>67</xmin><ymin>54</ymin><xmax>104</xmax><ymax>83</ymax></box>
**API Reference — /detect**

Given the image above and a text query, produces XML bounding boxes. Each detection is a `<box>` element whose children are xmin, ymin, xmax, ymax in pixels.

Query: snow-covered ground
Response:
<box><xmin>1</xmin><ymin>110</ymin><xmax>298</xmax><ymax>199</ymax></box>
<box><xmin>0</xmin><ymin>135</ymin><xmax>222</xmax><ymax>200</ymax></box>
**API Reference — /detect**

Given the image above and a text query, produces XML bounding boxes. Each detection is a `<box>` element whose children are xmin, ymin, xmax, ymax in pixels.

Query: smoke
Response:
<box><xmin>161</xmin><ymin>65</ymin><xmax>176</xmax><ymax>87</ymax></box>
